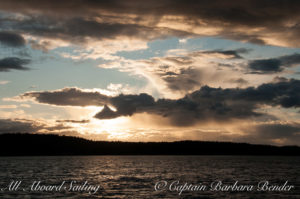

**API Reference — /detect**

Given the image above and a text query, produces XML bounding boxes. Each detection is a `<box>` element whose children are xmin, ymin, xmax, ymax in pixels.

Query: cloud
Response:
<box><xmin>94</xmin><ymin>105</ymin><xmax>119</xmax><ymax>119</ymax></box>
<box><xmin>19</xmin><ymin>79</ymin><xmax>300</xmax><ymax>126</ymax></box>
<box><xmin>0</xmin><ymin>119</ymin><xmax>41</xmax><ymax>133</ymax></box>
<box><xmin>249</xmin><ymin>59</ymin><xmax>282</xmax><ymax>73</ymax></box>
<box><xmin>29</xmin><ymin>40</ymin><xmax>51</xmax><ymax>52</ymax></box>
<box><xmin>248</xmin><ymin>53</ymin><xmax>300</xmax><ymax>74</ymax></box>
<box><xmin>94</xmin><ymin>78</ymin><xmax>300</xmax><ymax>125</ymax></box>
<box><xmin>193</xmin><ymin>48</ymin><xmax>250</xmax><ymax>59</ymax></box>
<box><xmin>239</xmin><ymin>122</ymin><xmax>300</xmax><ymax>145</ymax></box>
<box><xmin>0</xmin><ymin>118</ymin><xmax>101</xmax><ymax>139</ymax></box>
<box><xmin>272</xmin><ymin>76</ymin><xmax>289</xmax><ymax>83</ymax></box>
<box><xmin>0</xmin><ymin>105</ymin><xmax>17</xmax><ymax>109</ymax></box>
<box><xmin>21</xmin><ymin>87</ymin><xmax>109</xmax><ymax>106</ymax></box>
<box><xmin>109</xmin><ymin>93</ymin><xmax>155</xmax><ymax>116</ymax></box>
<box><xmin>0</xmin><ymin>32</ymin><xmax>26</xmax><ymax>47</ymax></box>
<box><xmin>1</xmin><ymin>0</ymin><xmax>300</xmax><ymax>47</ymax></box>
<box><xmin>56</xmin><ymin>119</ymin><xmax>90</xmax><ymax>123</ymax></box>
<box><xmin>0</xmin><ymin>118</ymin><xmax>70</xmax><ymax>134</ymax></box>
<box><xmin>4</xmin><ymin>15</ymin><xmax>190</xmax><ymax>45</ymax></box>
<box><xmin>226</xmin><ymin>78</ymin><xmax>249</xmax><ymax>86</ymax></box>
<box><xmin>0</xmin><ymin>80</ymin><xmax>10</xmax><ymax>85</ymax></box>
<box><xmin>254</xmin><ymin>123</ymin><xmax>300</xmax><ymax>139</ymax></box>
<box><xmin>100</xmin><ymin>50</ymin><xmax>298</xmax><ymax>96</ymax></box>
<box><xmin>0</xmin><ymin>57</ymin><xmax>30</xmax><ymax>72</ymax></box>
<box><xmin>100</xmin><ymin>49</ymin><xmax>249</xmax><ymax>95</ymax></box>
<box><xmin>161</xmin><ymin>67</ymin><xmax>204</xmax><ymax>92</ymax></box>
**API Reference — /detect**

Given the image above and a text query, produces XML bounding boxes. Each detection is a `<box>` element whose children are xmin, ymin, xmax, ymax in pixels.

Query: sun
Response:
<box><xmin>60</xmin><ymin>105</ymin><xmax>132</xmax><ymax>139</ymax></box>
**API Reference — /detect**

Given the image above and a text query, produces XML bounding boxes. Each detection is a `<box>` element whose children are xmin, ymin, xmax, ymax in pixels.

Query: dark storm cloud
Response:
<box><xmin>95</xmin><ymin>94</ymin><xmax>156</xmax><ymax>119</ymax></box>
<box><xmin>94</xmin><ymin>105</ymin><xmax>119</xmax><ymax>119</ymax></box>
<box><xmin>249</xmin><ymin>59</ymin><xmax>282</xmax><ymax>73</ymax></box>
<box><xmin>1</xmin><ymin>0</ymin><xmax>298</xmax><ymax>24</ymax></box>
<box><xmin>0</xmin><ymin>57</ymin><xmax>30</xmax><ymax>72</ymax></box>
<box><xmin>98</xmin><ymin>78</ymin><xmax>300</xmax><ymax>125</ymax></box>
<box><xmin>22</xmin><ymin>88</ymin><xmax>109</xmax><ymax>106</ymax></box>
<box><xmin>1</xmin><ymin>0</ymin><xmax>300</xmax><ymax>46</ymax></box>
<box><xmin>4</xmin><ymin>16</ymin><xmax>191</xmax><ymax>44</ymax></box>
<box><xmin>109</xmin><ymin>93</ymin><xmax>155</xmax><ymax>116</ymax></box>
<box><xmin>228</xmin><ymin>79</ymin><xmax>300</xmax><ymax>108</ymax></box>
<box><xmin>21</xmin><ymin>79</ymin><xmax>300</xmax><ymax>126</ymax></box>
<box><xmin>0</xmin><ymin>32</ymin><xmax>25</xmax><ymax>47</ymax></box>
<box><xmin>280</xmin><ymin>53</ymin><xmax>300</xmax><ymax>66</ymax></box>
<box><xmin>249</xmin><ymin>53</ymin><xmax>300</xmax><ymax>74</ymax></box>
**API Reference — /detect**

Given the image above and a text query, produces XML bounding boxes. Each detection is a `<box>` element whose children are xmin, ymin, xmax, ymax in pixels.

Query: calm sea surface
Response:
<box><xmin>0</xmin><ymin>156</ymin><xmax>299</xmax><ymax>198</ymax></box>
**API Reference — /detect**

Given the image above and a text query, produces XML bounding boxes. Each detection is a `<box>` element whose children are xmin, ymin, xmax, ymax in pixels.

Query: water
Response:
<box><xmin>0</xmin><ymin>156</ymin><xmax>299</xmax><ymax>198</ymax></box>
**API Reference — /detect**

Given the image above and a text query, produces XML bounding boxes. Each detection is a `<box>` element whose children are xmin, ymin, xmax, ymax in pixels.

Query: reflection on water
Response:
<box><xmin>0</xmin><ymin>156</ymin><xmax>299</xmax><ymax>198</ymax></box>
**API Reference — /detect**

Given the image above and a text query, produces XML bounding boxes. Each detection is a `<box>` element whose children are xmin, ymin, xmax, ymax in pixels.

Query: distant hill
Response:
<box><xmin>0</xmin><ymin>133</ymin><xmax>299</xmax><ymax>156</ymax></box>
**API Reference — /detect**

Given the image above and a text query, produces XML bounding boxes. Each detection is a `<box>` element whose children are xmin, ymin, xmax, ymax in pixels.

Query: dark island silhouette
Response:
<box><xmin>0</xmin><ymin>133</ymin><xmax>299</xmax><ymax>156</ymax></box>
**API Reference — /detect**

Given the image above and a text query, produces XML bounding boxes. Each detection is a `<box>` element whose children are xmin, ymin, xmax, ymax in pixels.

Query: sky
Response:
<box><xmin>0</xmin><ymin>0</ymin><xmax>299</xmax><ymax>145</ymax></box>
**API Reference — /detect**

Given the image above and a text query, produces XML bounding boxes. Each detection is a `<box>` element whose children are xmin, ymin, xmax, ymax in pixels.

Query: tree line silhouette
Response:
<box><xmin>0</xmin><ymin>133</ymin><xmax>299</xmax><ymax>156</ymax></box>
